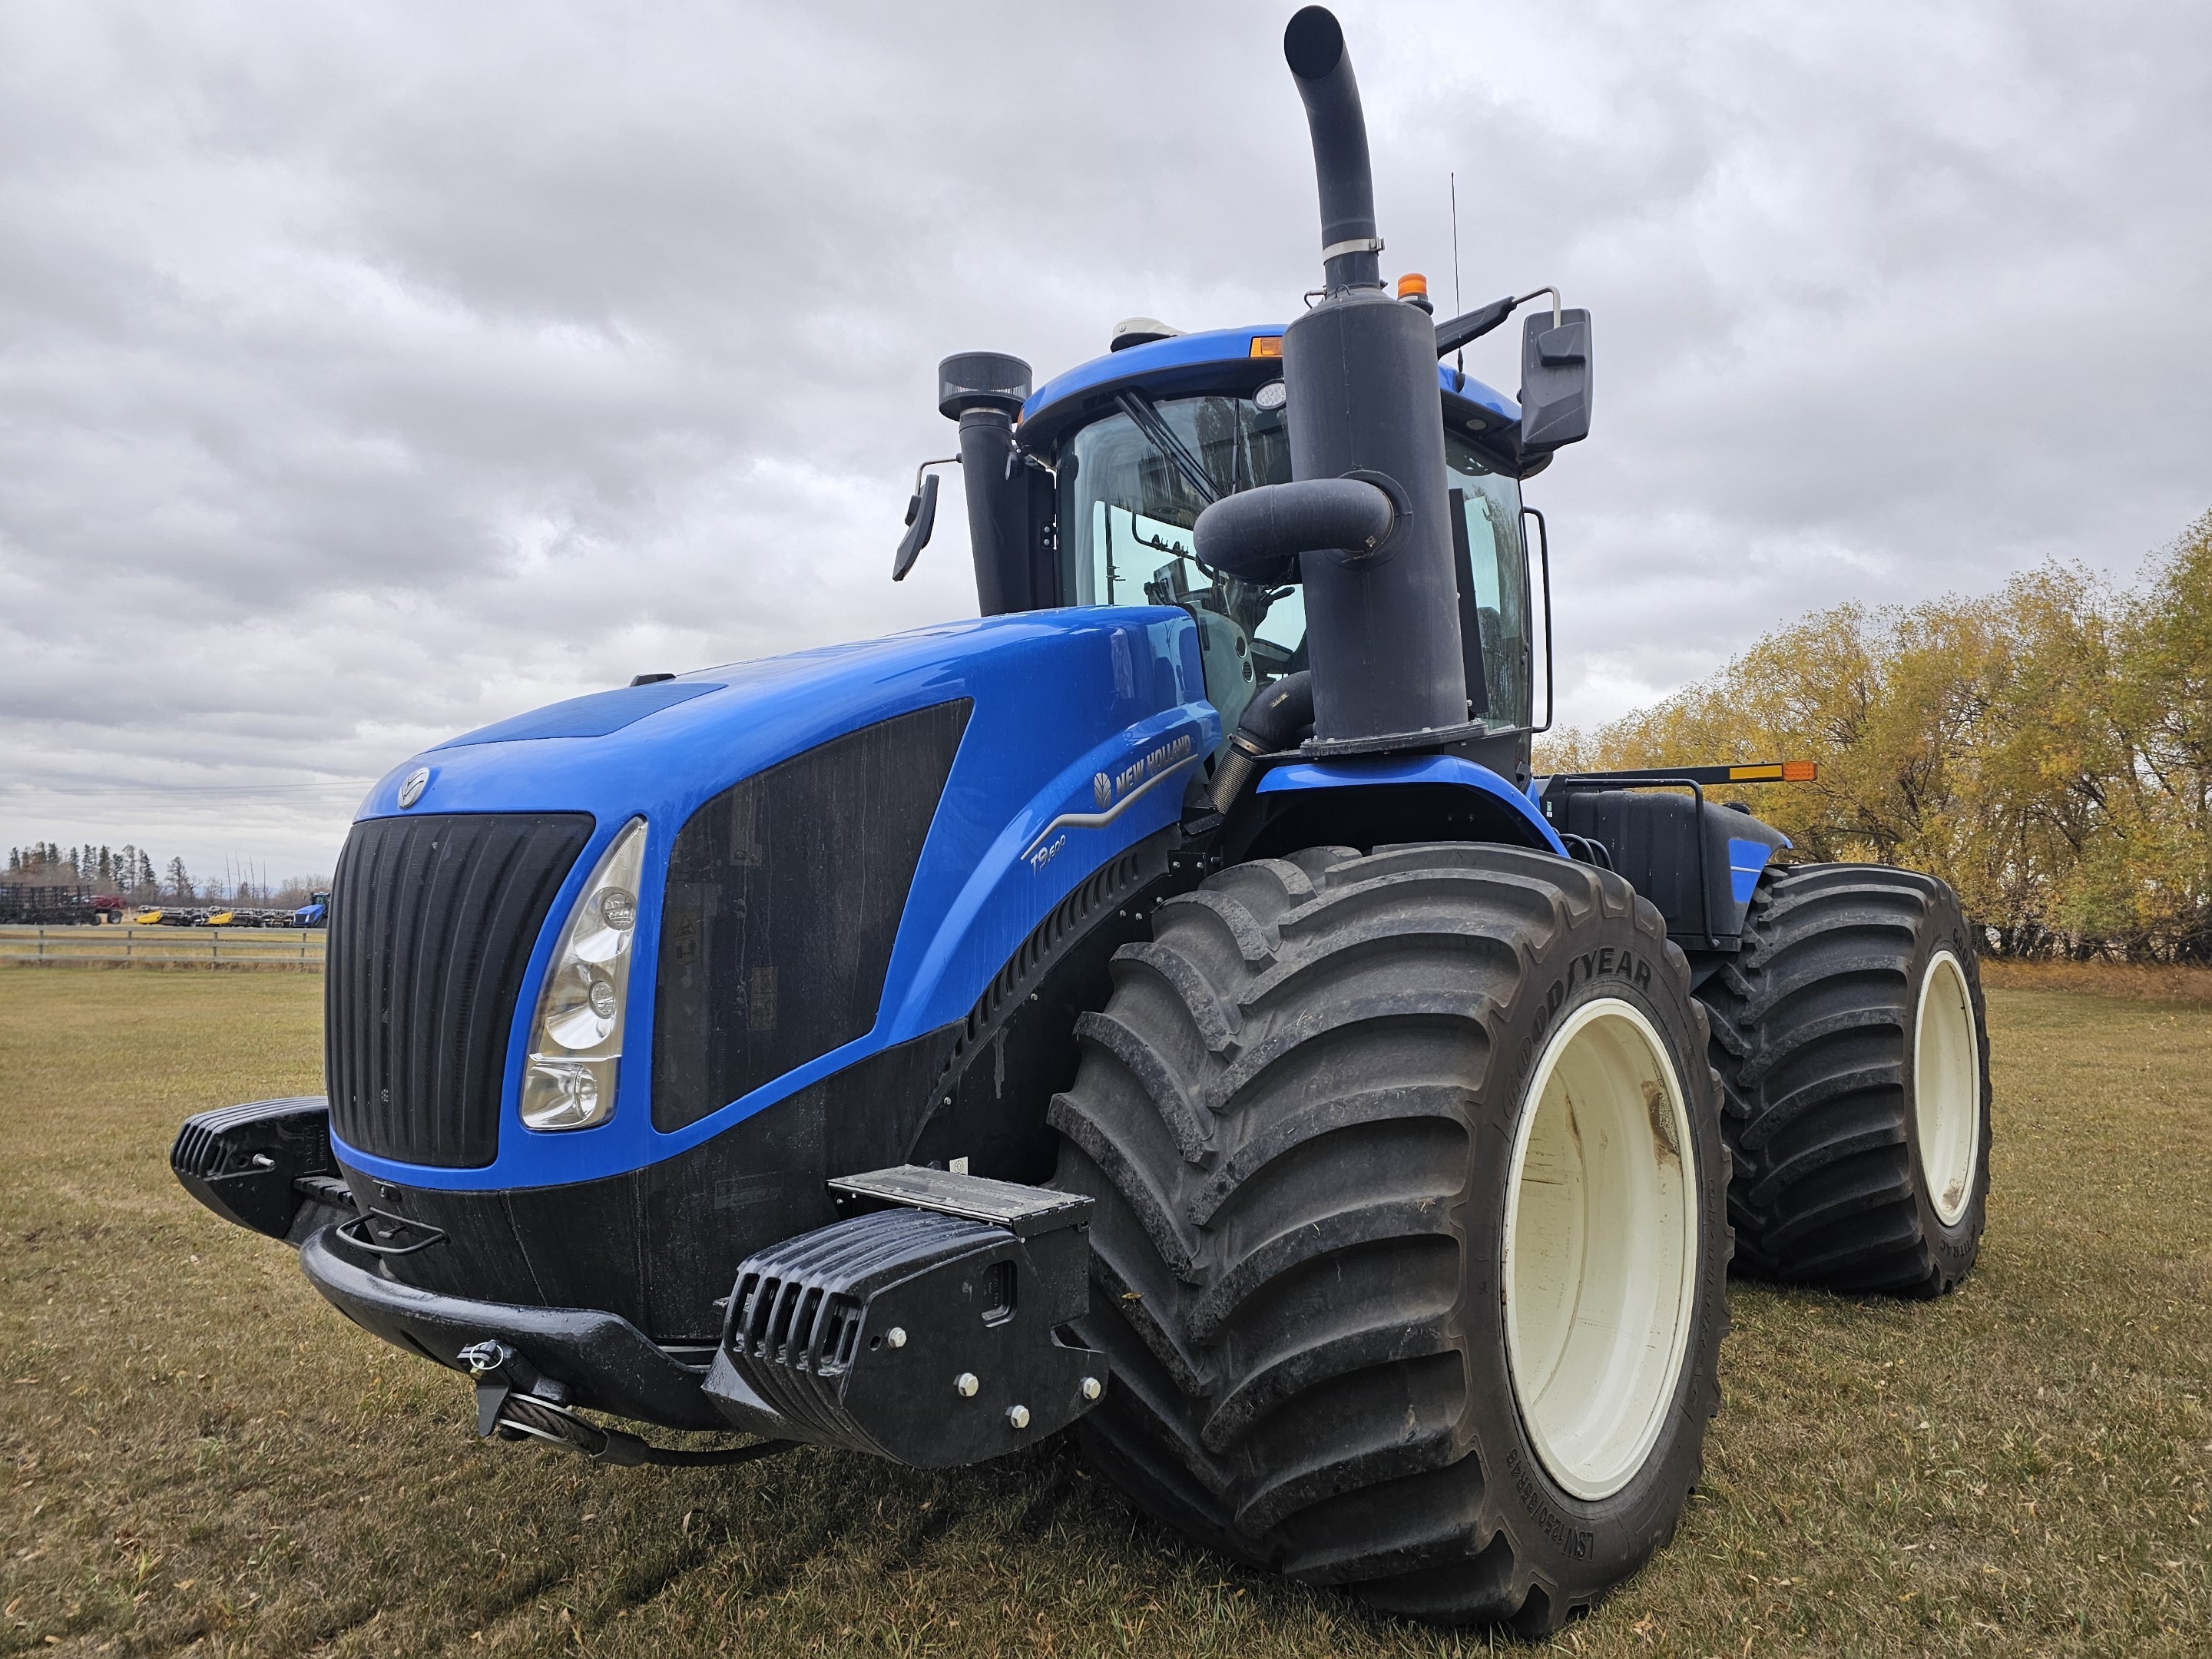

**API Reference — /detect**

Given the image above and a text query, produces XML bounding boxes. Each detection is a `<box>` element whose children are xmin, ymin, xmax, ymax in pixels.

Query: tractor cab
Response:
<box><xmin>898</xmin><ymin>323</ymin><xmax>1545</xmax><ymax>781</ymax></box>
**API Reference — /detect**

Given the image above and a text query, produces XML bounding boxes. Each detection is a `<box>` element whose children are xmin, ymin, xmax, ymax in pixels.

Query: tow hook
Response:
<box><xmin>457</xmin><ymin>1339</ymin><xmax>791</xmax><ymax>1470</ymax></box>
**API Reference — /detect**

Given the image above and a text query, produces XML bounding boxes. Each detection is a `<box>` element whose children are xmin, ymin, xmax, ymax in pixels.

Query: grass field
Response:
<box><xmin>2</xmin><ymin>971</ymin><xmax>2206</xmax><ymax>1657</ymax></box>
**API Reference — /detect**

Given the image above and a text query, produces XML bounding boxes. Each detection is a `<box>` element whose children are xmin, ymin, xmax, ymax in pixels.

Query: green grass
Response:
<box><xmin>2</xmin><ymin>971</ymin><xmax>2206</xmax><ymax>1657</ymax></box>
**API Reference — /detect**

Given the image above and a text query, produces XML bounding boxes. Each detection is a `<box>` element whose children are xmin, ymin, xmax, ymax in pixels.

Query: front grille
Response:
<box><xmin>326</xmin><ymin>812</ymin><xmax>592</xmax><ymax>1167</ymax></box>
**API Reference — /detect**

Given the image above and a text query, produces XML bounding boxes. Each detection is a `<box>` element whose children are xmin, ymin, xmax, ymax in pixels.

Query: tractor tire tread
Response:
<box><xmin>1052</xmin><ymin>840</ymin><xmax>1729</xmax><ymax>1631</ymax></box>
<box><xmin>1701</xmin><ymin>862</ymin><xmax>1989</xmax><ymax>1296</ymax></box>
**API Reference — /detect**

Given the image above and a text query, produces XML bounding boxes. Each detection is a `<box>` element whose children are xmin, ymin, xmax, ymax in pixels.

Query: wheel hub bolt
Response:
<box><xmin>1006</xmin><ymin>1404</ymin><xmax>1030</xmax><ymax>1429</ymax></box>
<box><xmin>955</xmin><ymin>1372</ymin><xmax>979</xmax><ymax>1397</ymax></box>
<box><xmin>886</xmin><ymin>1327</ymin><xmax>907</xmax><ymax>1349</ymax></box>
<box><xmin>1080</xmin><ymin>1376</ymin><xmax>1103</xmax><ymax>1401</ymax></box>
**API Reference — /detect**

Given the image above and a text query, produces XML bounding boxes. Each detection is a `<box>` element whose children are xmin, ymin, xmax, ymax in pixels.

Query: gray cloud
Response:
<box><xmin>3</xmin><ymin>0</ymin><xmax>2207</xmax><ymax>876</ymax></box>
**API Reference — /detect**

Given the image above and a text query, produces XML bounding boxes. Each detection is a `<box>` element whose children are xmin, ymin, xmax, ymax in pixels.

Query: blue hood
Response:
<box><xmin>341</xmin><ymin>608</ymin><xmax>1216</xmax><ymax>1190</ymax></box>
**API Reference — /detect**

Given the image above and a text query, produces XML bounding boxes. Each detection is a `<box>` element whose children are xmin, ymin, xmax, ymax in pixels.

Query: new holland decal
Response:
<box><xmin>1025</xmin><ymin>732</ymin><xmax>1198</xmax><ymax>872</ymax></box>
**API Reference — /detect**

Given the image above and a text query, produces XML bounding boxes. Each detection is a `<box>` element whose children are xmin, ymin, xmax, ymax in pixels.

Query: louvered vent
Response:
<box><xmin>652</xmin><ymin>700</ymin><xmax>971</xmax><ymax>1131</ymax></box>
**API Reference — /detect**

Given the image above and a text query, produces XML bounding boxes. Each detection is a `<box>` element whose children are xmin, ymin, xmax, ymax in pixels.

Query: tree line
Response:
<box><xmin>1538</xmin><ymin>511</ymin><xmax>2212</xmax><ymax>962</ymax></box>
<box><xmin>5</xmin><ymin>843</ymin><xmax>324</xmax><ymax>908</ymax></box>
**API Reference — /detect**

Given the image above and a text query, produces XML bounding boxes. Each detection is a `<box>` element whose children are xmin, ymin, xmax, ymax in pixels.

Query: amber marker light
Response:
<box><xmin>1720</xmin><ymin>760</ymin><xmax>1820</xmax><ymax>783</ymax></box>
<box><xmin>1249</xmin><ymin>336</ymin><xmax>1283</xmax><ymax>358</ymax></box>
<box><xmin>1396</xmin><ymin>273</ymin><xmax>1429</xmax><ymax>300</ymax></box>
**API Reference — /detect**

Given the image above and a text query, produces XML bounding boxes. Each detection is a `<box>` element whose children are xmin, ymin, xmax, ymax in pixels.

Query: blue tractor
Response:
<box><xmin>290</xmin><ymin>890</ymin><xmax>329</xmax><ymax>928</ymax></box>
<box><xmin>171</xmin><ymin>9</ymin><xmax>1991</xmax><ymax>1631</ymax></box>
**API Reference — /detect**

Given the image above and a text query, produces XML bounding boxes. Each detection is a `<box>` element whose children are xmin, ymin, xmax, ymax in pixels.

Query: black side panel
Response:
<box><xmin>652</xmin><ymin>700</ymin><xmax>971</xmax><ymax>1132</ymax></box>
<box><xmin>1226</xmin><ymin>781</ymin><xmax>1552</xmax><ymax>866</ymax></box>
<box><xmin>639</xmin><ymin>1028</ymin><xmax>953</xmax><ymax>1338</ymax></box>
<box><xmin>326</xmin><ymin>813</ymin><xmax>592</xmax><ymax>1168</ymax></box>
<box><xmin>1562</xmin><ymin>790</ymin><xmax>1709</xmax><ymax>940</ymax></box>
<box><xmin>1557</xmin><ymin>788</ymin><xmax>1787</xmax><ymax>947</ymax></box>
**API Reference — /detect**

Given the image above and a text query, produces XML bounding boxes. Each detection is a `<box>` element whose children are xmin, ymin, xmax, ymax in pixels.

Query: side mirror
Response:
<box><xmin>892</xmin><ymin>472</ymin><xmax>941</xmax><ymax>581</ymax></box>
<box><xmin>1518</xmin><ymin>306</ymin><xmax>1592</xmax><ymax>452</ymax></box>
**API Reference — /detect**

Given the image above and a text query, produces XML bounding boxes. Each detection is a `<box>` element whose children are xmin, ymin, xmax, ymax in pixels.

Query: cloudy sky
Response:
<box><xmin>3</xmin><ymin>0</ymin><xmax>2207</xmax><ymax>882</ymax></box>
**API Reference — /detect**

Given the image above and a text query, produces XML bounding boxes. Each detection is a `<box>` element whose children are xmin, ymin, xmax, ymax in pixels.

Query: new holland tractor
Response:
<box><xmin>171</xmin><ymin>8</ymin><xmax>1992</xmax><ymax>1631</ymax></box>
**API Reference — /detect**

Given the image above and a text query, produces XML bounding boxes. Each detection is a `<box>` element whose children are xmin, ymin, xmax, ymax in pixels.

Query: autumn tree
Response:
<box><xmin>1540</xmin><ymin>511</ymin><xmax>2212</xmax><ymax>961</ymax></box>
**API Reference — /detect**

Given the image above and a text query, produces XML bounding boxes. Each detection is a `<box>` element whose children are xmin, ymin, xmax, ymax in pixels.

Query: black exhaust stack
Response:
<box><xmin>1286</xmin><ymin>7</ymin><xmax>1382</xmax><ymax>297</ymax></box>
<box><xmin>1196</xmin><ymin>7</ymin><xmax>1474</xmax><ymax>754</ymax></box>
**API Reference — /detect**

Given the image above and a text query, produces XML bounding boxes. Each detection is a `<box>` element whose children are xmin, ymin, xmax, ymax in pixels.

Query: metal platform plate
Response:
<box><xmin>827</xmin><ymin>1164</ymin><xmax>1093</xmax><ymax>1237</ymax></box>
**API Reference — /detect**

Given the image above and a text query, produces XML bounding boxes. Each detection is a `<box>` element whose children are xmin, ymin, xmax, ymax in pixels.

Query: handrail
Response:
<box><xmin>1522</xmin><ymin>504</ymin><xmax>1553</xmax><ymax>733</ymax></box>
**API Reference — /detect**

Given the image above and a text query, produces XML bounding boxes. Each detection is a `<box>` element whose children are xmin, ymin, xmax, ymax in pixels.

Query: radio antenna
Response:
<box><xmin>1449</xmin><ymin>171</ymin><xmax>1465</xmax><ymax>376</ymax></box>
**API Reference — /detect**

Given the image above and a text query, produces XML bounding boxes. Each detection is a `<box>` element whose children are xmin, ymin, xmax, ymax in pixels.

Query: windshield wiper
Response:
<box><xmin>1114</xmin><ymin>390</ymin><xmax>1221</xmax><ymax>505</ymax></box>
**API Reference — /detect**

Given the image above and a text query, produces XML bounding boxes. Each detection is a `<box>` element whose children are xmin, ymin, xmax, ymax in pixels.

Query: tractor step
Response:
<box><xmin>703</xmin><ymin>1169</ymin><xmax>1105</xmax><ymax>1467</ymax></box>
<box><xmin>827</xmin><ymin>1163</ymin><xmax>1094</xmax><ymax>1235</ymax></box>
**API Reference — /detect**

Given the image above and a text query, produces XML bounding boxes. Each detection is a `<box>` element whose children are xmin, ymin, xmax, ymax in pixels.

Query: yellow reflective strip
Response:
<box><xmin>1727</xmin><ymin>764</ymin><xmax>1785</xmax><ymax>781</ymax></box>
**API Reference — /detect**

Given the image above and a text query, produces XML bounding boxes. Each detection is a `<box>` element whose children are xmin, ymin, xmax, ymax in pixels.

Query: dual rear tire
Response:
<box><xmin>1700</xmin><ymin>865</ymin><xmax>1992</xmax><ymax>1296</ymax></box>
<box><xmin>1048</xmin><ymin>843</ymin><xmax>1732</xmax><ymax>1632</ymax></box>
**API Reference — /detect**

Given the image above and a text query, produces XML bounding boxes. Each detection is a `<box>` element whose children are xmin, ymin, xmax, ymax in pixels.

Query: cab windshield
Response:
<box><xmin>1057</xmin><ymin>392</ymin><xmax>1532</xmax><ymax>734</ymax></box>
<box><xmin>1058</xmin><ymin>394</ymin><xmax>1297</xmax><ymax>732</ymax></box>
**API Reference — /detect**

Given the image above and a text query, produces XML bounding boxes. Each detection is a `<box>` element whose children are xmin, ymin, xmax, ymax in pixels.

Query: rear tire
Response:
<box><xmin>1700</xmin><ymin>864</ymin><xmax>1992</xmax><ymax>1296</ymax></box>
<box><xmin>1048</xmin><ymin>843</ymin><xmax>1731</xmax><ymax>1632</ymax></box>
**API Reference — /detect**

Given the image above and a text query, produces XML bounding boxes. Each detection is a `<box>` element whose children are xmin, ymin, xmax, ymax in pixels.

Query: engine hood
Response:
<box><xmin>336</xmin><ymin>608</ymin><xmax>1216</xmax><ymax>1190</ymax></box>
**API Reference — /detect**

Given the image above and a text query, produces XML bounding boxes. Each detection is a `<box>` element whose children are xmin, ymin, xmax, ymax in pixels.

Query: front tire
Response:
<box><xmin>1700</xmin><ymin>864</ymin><xmax>1992</xmax><ymax>1296</ymax></box>
<box><xmin>1048</xmin><ymin>843</ymin><xmax>1731</xmax><ymax>1632</ymax></box>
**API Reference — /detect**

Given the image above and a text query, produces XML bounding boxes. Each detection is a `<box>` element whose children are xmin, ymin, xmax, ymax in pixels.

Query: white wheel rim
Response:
<box><xmin>1501</xmin><ymin>997</ymin><xmax>1699</xmax><ymax>1502</ymax></box>
<box><xmin>1913</xmin><ymin>950</ymin><xmax>1982</xmax><ymax>1227</ymax></box>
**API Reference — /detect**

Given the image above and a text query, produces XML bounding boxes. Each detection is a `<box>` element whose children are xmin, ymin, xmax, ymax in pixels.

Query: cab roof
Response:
<box><xmin>1019</xmin><ymin>324</ymin><xmax>1526</xmax><ymax>472</ymax></box>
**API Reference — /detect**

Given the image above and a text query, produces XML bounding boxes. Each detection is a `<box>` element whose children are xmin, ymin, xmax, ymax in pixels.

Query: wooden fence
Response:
<box><xmin>0</xmin><ymin>925</ymin><xmax>326</xmax><ymax>971</ymax></box>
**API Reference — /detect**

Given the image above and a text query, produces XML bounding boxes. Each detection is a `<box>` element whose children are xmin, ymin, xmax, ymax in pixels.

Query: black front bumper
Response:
<box><xmin>300</xmin><ymin>1223</ymin><xmax>724</xmax><ymax>1430</ymax></box>
<box><xmin>174</xmin><ymin>1097</ymin><xmax>723</xmax><ymax>1432</ymax></box>
<box><xmin>177</xmin><ymin>1101</ymin><xmax>1108</xmax><ymax>1454</ymax></box>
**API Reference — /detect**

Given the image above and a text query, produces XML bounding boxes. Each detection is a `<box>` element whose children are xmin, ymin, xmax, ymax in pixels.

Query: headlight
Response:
<box><xmin>520</xmin><ymin>816</ymin><xmax>647</xmax><ymax>1131</ymax></box>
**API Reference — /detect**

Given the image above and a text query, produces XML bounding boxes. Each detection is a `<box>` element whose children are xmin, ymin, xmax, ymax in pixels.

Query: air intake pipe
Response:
<box><xmin>1194</xmin><ymin>8</ymin><xmax>1475</xmax><ymax>755</ymax></box>
<box><xmin>938</xmin><ymin>352</ymin><xmax>1038</xmax><ymax>616</ymax></box>
<box><xmin>1207</xmin><ymin>670</ymin><xmax>1314</xmax><ymax>814</ymax></box>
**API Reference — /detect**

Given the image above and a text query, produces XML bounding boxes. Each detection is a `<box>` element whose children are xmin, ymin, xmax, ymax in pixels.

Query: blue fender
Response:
<box><xmin>1256</xmin><ymin>753</ymin><xmax>1568</xmax><ymax>855</ymax></box>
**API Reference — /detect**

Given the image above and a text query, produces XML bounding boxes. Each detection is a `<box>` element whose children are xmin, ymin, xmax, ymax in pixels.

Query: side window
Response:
<box><xmin>1446</xmin><ymin>439</ymin><xmax>1532</xmax><ymax>730</ymax></box>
